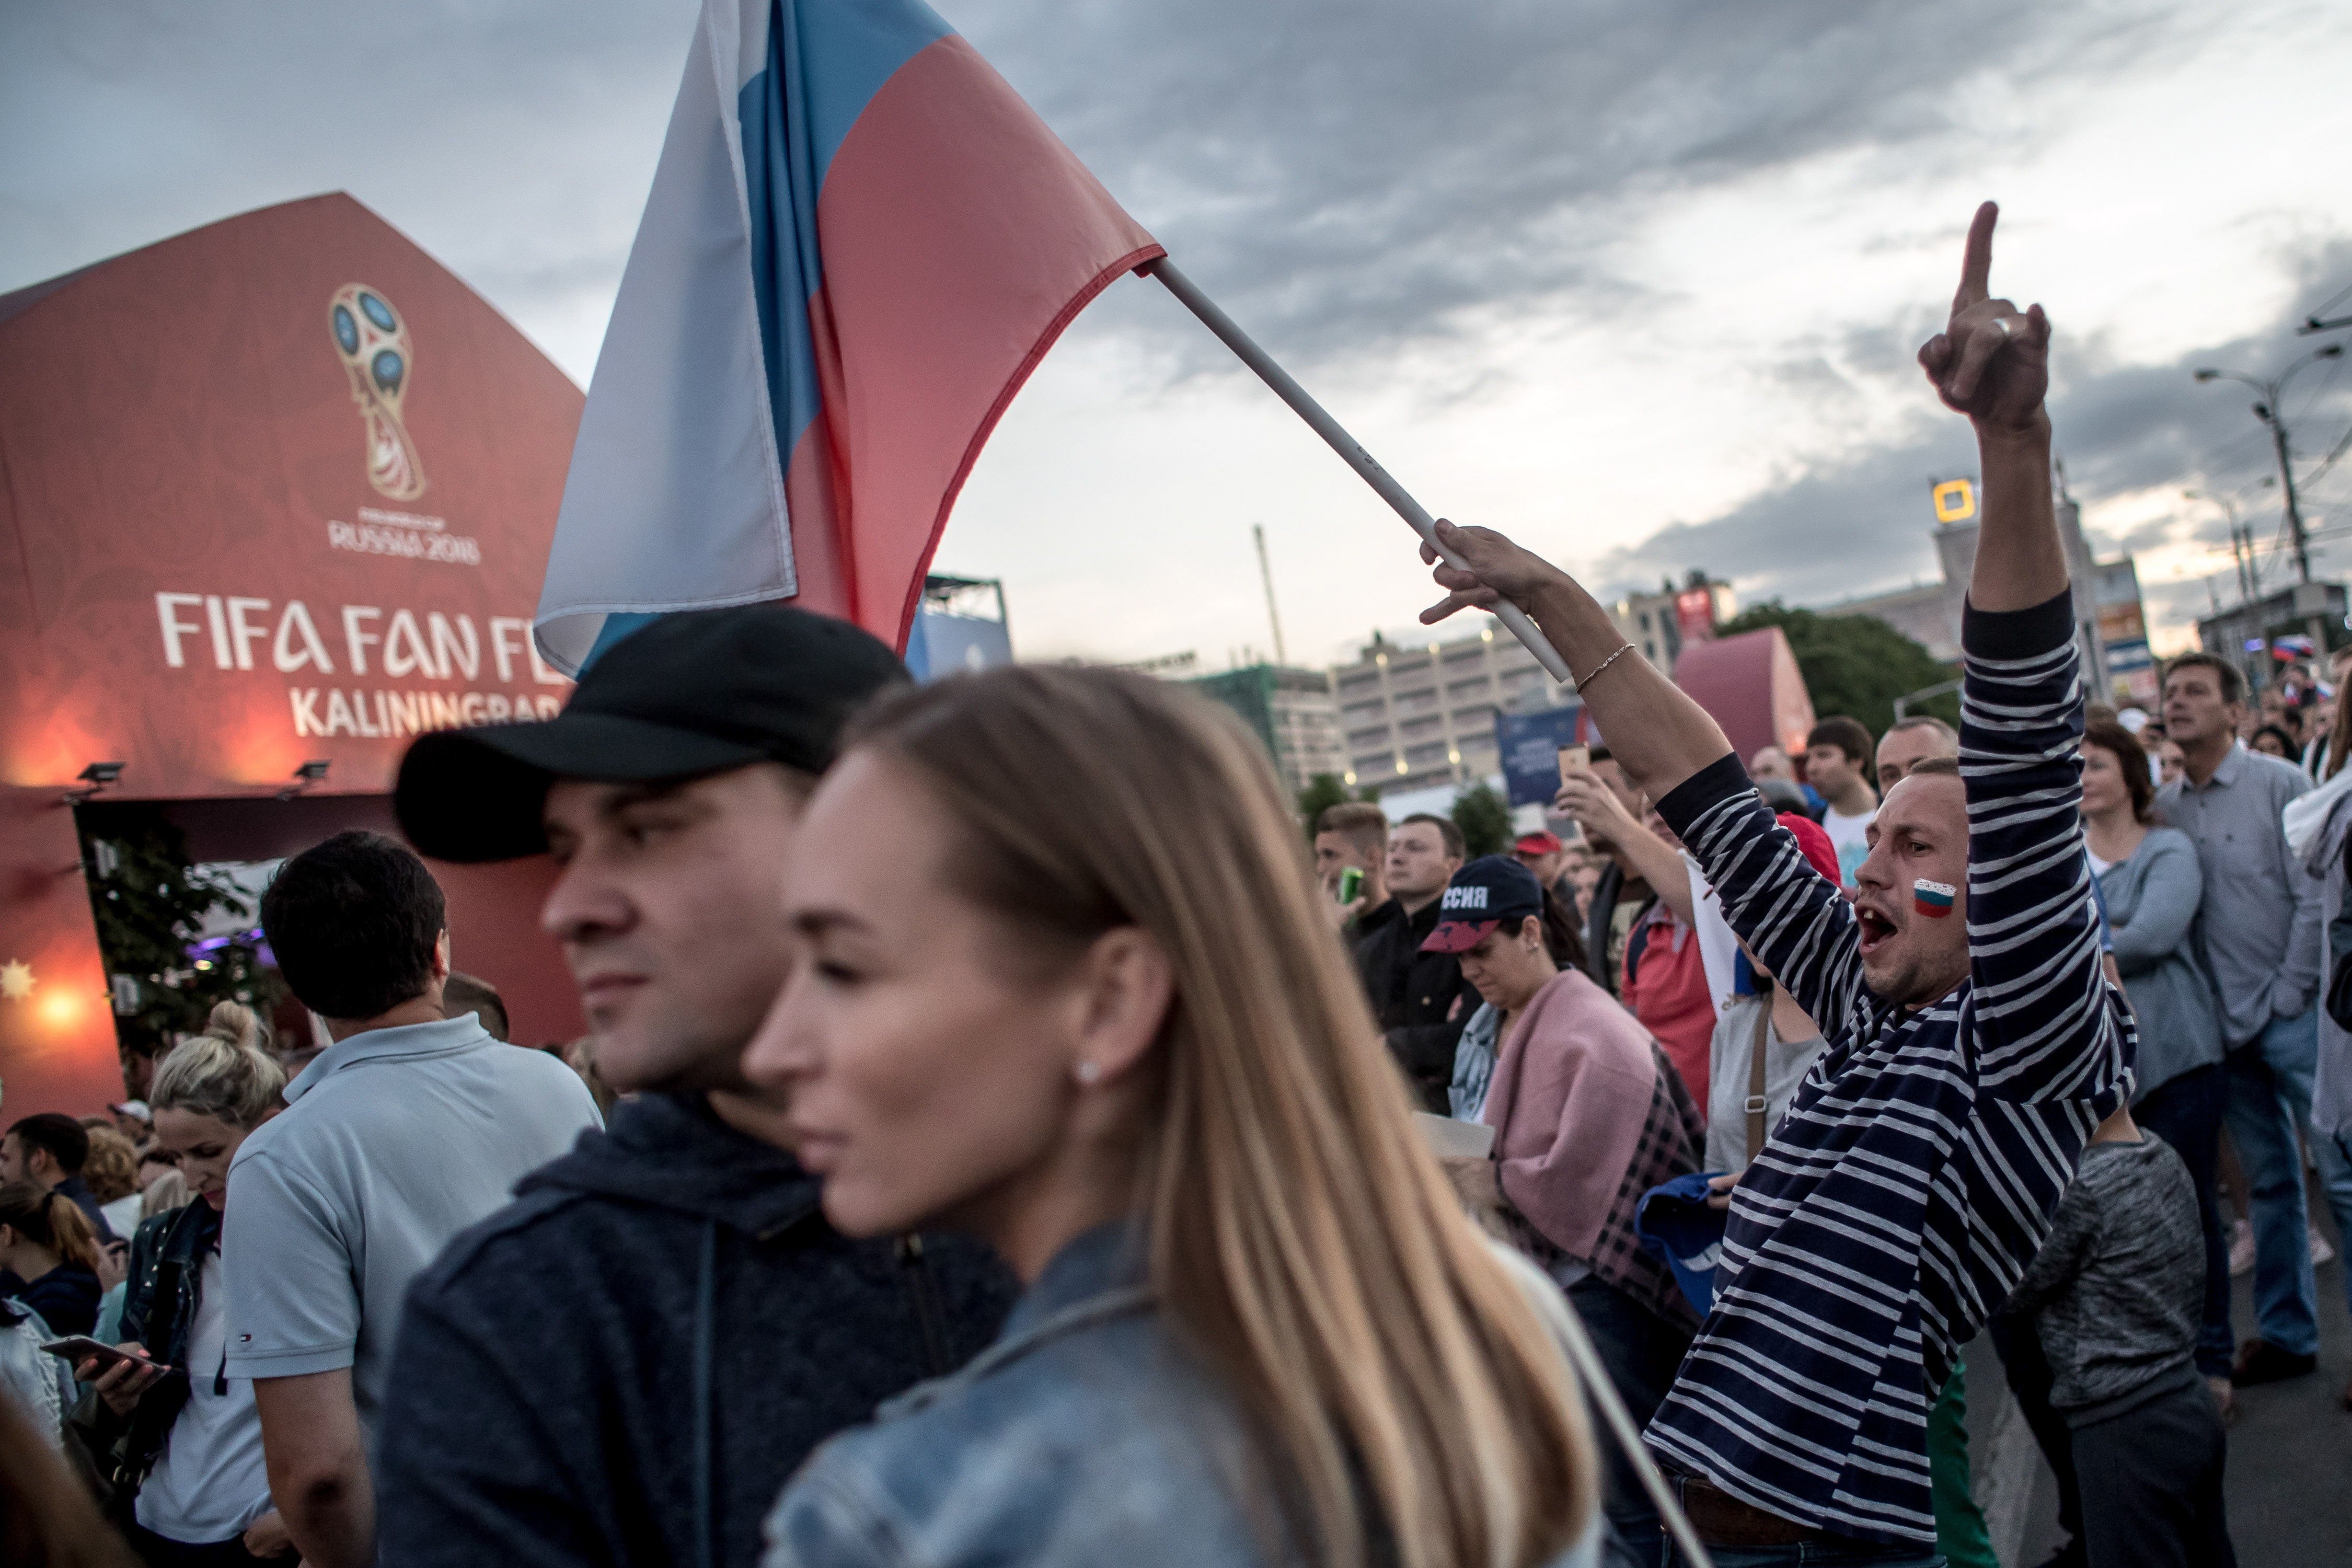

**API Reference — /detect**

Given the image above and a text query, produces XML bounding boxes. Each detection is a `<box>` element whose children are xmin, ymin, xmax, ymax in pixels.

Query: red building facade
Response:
<box><xmin>1</xmin><ymin>194</ymin><xmax>587</xmax><ymax>1119</ymax></box>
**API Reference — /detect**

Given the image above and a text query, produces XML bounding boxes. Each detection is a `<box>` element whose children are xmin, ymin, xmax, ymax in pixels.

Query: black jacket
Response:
<box><xmin>16</xmin><ymin>1261</ymin><xmax>100</xmax><ymax>1337</ymax></box>
<box><xmin>376</xmin><ymin>1091</ymin><xmax>1018</xmax><ymax>1568</ymax></box>
<box><xmin>55</xmin><ymin>1175</ymin><xmax>117</xmax><ymax>1244</ymax></box>
<box><xmin>1353</xmin><ymin>898</ymin><xmax>1474</xmax><ymax>1113</ymax></box>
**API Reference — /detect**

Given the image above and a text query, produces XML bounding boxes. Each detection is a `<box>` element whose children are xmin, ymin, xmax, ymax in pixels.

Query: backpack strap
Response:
<box><xmin>1745</xmin><ymin>998</ymin><xmax>1772</xmax><ymax>1165</ymax></box>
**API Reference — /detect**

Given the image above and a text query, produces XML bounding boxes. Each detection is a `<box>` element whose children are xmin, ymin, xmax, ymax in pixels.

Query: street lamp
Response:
<box><xmin>2192</xmin><ymin>342</ymin><xmax>2345</xmax><ymax>583</ymax></box>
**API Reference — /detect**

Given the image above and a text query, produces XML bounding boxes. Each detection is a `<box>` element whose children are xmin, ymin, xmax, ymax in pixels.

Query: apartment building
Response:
<box><xmin>1185</xmin><ymin>662</ymin><xmax>1350</xmax><ymax>794</ymax></box>
<box><xmin>1329</xmin><ymin>575</ymin><xmax>1734</xmax><ymax>797</ymax></box>
<box><xmin>1332</xmin><ymin>624</ymin><xmax>1571</xmax><ymax>794</ymax></box>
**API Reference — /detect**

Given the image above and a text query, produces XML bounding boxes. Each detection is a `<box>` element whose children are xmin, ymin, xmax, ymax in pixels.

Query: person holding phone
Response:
<box><xmin>76</xmin><ymin>1004</ymin><xmax>294</xmax><ymax>1566</ymax></box>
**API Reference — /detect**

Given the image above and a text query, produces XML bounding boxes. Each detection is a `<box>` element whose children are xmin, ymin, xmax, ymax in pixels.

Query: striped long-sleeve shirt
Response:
<box><xmin>1642</xmin><ymin>589</ymin><xmax>2134</xmax><ymax>1546</ymax></box>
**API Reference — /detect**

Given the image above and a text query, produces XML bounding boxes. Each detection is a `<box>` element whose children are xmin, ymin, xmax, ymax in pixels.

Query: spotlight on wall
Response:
<box><xmin>62</xmin><ymin>761</ymin><xmax>126</xmax><ymax>805</ymax></box>
<box><xmin>279</xmin><ymin>759</ymin><xmax>332</xmax><ymax>802</ymax></box>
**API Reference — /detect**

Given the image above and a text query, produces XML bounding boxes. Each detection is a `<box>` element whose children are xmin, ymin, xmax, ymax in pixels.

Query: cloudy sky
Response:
<box><xmin>7</xmin><ymin>0</ymin><xmax>2350</xmax><ymax>668</ymax></box>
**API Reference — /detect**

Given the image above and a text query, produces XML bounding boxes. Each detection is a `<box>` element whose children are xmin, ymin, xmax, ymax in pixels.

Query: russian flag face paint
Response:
<box><xmin>1913</xmin><ymin>879</ymin><xmax>1957</xmax><ymax>918</ymax></box>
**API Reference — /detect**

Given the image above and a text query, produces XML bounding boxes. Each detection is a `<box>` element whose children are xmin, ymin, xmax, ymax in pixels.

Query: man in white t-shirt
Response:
<box><xmin>1804</xmin><ymin>716</ymin><xmax>1881</xmax><ymax>889</ymax></box>
<box><xmin>226</xmin><ymin>831</ymin><xmax>602</xmax><ymax>1568</ymax></box>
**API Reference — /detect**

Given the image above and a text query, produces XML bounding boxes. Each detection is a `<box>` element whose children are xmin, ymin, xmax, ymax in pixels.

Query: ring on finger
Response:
<box><xmin>1985</xmin><ymin>316</ymin><xmax>2013</xmax><ymax>341</ymax></box>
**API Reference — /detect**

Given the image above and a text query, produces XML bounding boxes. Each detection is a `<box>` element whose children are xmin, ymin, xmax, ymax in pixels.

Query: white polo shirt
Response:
<box><xmin>223</xmin><ymin>1016</ymin><xmax>601</xmax><ymax>1439</ymax></box>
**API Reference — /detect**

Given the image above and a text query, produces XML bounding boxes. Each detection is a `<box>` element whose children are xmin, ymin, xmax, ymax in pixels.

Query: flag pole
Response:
<box><xmin>1145</xmin><ymin>258</ymin><xmax>1576</xmax><ymax>687</ymax></box>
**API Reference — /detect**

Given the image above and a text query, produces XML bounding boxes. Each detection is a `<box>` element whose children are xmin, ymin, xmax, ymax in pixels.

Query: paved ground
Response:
<box><xmin>1969</xmin><ymin>1210</ymin><xmax>2352</xmax><ymax>1566</ymax></box>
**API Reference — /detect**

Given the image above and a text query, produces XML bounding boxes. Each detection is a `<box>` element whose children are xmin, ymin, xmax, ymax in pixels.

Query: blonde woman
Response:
<box><xmin>748</xmin><ymin>666</ymin><xmax>1600</xmax><ymax>1568</ymax></box>
<box><xmin>76</xmin><ymin>1003</ymin><xmax>294</xmax><ymax>1564</ymax></box>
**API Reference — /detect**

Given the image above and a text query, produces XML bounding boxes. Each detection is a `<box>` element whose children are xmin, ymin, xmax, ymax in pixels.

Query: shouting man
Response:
<box><xmin>1419</xmin><ymin>203</ymin><xmax>2130</xmax><ymax>1563</ymax></box>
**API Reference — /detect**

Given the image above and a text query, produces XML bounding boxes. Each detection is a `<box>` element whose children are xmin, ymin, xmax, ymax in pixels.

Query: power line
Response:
<box><xmin>2301</xmin><ymin>281</ymin><xmax>2352</xmax><ymax>335</ymax></box>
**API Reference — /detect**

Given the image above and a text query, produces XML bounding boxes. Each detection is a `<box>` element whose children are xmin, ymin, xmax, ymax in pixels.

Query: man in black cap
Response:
<box><xmin>376</xmin><ymin>607</ymin><xmax>1016</xmax><ymax>1568</ymax></box>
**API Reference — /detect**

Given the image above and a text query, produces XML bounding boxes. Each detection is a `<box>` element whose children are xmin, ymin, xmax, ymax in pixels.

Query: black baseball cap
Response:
<box><xmin>395</xmin><ymin>606</ymin><xmax>905</xmax><ymax>862</ymax></box>
<box><xmin>1421</xmin><ymin>855</ymin><xmax>1546</xmax><ymax>954</ymax></box>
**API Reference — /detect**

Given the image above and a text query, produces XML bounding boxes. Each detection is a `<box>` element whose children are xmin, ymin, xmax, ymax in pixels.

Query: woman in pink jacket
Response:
<box><xmin>1425</xmin><ymin>854</ymin><xmax>1705</xmax><ymax>1565</ymax></box>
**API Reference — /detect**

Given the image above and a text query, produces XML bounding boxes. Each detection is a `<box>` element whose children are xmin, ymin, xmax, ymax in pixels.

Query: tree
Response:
<box><xmin>1450</xmin><ymin>782</ymin><xmax>1513</xmax><ymax>860</ymax></box>
<box><xmin>1295</xmin><ymin>773</ymin><xmax>1353</xmax><ymax>841</ymax></box>
<box><xmin>1713</xmin><ymin>602</ymin><xmax>1961</xmax><ymax>738</ymax></box>
<box><xmin>77</xmin><ymin>804</ymin><xmax>285</xmax><ymax>1047</ymax></box>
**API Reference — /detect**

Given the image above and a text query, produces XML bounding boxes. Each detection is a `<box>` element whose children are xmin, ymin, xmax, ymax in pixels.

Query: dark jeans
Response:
<box><xmin>2135</xmin><ymin>1060</ymin><xmax>2233</xmax><ymax>1375</ymax></box>
<box><xmin>1566</xmin><ymin>1274</ymin><xmax>1696</xmax><ymax>1568</ymax></box>
<box><xmin>2070</xmin><ymin>1369</ymin><xmax>2235</xmax><ymax>1568</ymax></box>
<box><xmin>1988</xmin><ymin>1309</ymin><xmax>2081</xmax><ymax>1546</ymax></box>
<box><xmin>124</xmin><ymin>1523</ymin><xmax>288</xmax><ymax>1568</ymax></box>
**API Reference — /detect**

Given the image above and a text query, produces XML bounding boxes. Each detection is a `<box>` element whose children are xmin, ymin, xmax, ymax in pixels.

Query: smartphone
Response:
<box><xmin>1557</xmin><ymin>744</ymin><xmax>1590</xmax><ymax>781</ymax></box>
<box><xmin>1337</xmin><ymin>866</ymin><xmax>1363</xmax><ymax>903</ymax></box>
<box><xmin>39</xmin><ymin>1337</ymin><xmax>163</xmax><ymax>1375</ymax></box>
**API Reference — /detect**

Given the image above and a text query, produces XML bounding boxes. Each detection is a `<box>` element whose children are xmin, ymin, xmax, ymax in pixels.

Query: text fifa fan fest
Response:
<box><xmin>154</xmin><ymin>592</ymin><xmax>567</xmax><ymax>740</ymax></box>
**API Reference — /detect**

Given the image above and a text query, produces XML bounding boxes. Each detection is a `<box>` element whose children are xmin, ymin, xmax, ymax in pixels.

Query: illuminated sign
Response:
<box><xmin>0</xmin><ymin>194</ymin><xmax>582</xmax><ymax>800</ymax></box>
<box><xmin>1932</xmin><ymin>479</ymin><xmax>1977</xmax><ymax>523</ymax></box>
<box><xmin>1675</xmin><ymin>587</ymin><xmax>1717</xmax><ymax>642</ymax></box>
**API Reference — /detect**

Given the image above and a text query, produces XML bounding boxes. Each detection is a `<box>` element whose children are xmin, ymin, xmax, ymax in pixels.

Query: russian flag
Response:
<box><xmin>535</xmin><ymin>0</ymin><xmax>1162</xmax><ymax>674</ymax></box>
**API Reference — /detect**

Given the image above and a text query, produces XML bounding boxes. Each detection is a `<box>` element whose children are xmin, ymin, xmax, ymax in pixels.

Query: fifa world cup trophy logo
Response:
<box><xmin>328</xmin><ymin>284</ymin><xmax>426</xmax><ymax>500</ymax></box>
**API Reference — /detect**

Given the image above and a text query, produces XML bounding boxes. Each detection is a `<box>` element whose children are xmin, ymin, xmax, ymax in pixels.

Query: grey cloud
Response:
<box><xmin>0</xmin><ymin>0</ymin><xmax>2206</xmax><ymax>383</ymax></box>
<box><xmin>958</xmin><ymin>0</ymin><xmax>2190</xmax><ymax>363</ymax></box>
<box><xmin>1594</xmin><ymin>238</ymin><xmax>2352</xmax><ymax>614</ymax></box>
<box><xmin>0</xmin><ymin>0</ymin><xmax>697</xmax><ymax>373</ymax></box>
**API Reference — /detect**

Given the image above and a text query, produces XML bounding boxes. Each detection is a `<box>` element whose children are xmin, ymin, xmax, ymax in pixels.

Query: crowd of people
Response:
<box><xmin>0</xmin><ymin>203</ymin><xmax>2342</xmax><ymax>1568</ymax></box>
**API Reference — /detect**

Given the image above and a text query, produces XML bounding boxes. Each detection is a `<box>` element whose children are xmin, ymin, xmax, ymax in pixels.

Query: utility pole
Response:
<box><xmin>2195</xmin><ymin>343</ymin><xmax>2344</xmax><ymax>584</ymax></box>
<box><xmin>2270</xmin><ymin>417</ymin><xmax>2310</xmax><ymax>583</ymax></box>
<box><xmin>1251</xmin><ymin>522</ymin><xmax>1288</xmax><ymax>667</ymax></box>
<box><xmin>2187</xmin><ymin>489</ymin><xmax>2253</xmax><ymax>605</ymax></box>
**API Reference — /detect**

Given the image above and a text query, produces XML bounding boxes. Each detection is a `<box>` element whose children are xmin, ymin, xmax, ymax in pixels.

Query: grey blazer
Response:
<box><xmin>2100</xmin><ymin>826</ymin><xmax>2225</xmax><ymax>1097</ymax></box>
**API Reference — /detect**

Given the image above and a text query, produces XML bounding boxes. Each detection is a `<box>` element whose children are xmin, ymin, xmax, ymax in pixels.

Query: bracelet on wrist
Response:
<box><xmin>1576</xmin><ymin>642</ymin><xmax>1638</xmax><ymax>688</ymax></box>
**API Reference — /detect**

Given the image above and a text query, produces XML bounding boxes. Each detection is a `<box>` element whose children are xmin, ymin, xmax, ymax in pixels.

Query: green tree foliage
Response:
<box><xmin>77</xmin><ymin>805</ymin><xmax>285</xmax><ymax>1046</ymax></box>
<box><xmin>1450</xmin><ymin>782</ymin><xmax>1513</xmax><ymax>860</ymax></box>
<box><xmin>1295</xmin><ymin>773</ymin><xmax>1353</xmax><ymax>840</ymax></box>
<box><xmin>1713</xmin><ymin>602</ymin><xmax>1961</xmax><ymax>738</ymax></box>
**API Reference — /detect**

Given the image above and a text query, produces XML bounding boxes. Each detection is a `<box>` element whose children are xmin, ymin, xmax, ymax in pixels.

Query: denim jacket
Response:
<box><xmin>763</xmin><ymin>1224</ymin><xmax>1601</xmax><ymax>1568</ymax></box>
<box><xmin>70</xmin><ymin>1198</ymin><xmax>216</xmax><ymax>1498</ymax></box>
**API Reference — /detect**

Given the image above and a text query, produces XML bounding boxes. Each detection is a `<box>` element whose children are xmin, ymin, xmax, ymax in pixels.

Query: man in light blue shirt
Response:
<box><xmin>225</xmin><ymin>831</ymin><xmax>601</xmax><ymax>1568</ymax></box>
<box><xmin>2157</xmin><ymin>651</ymin><xmax>2352</xmax><ymax>1394</ymax></box>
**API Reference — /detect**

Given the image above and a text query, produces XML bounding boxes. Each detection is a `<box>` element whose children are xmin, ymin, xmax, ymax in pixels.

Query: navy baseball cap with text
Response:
<box><xmin>1421</xmin><ymin>855</ymin><xmax>1547</xmax><ymax>954</ymax></box>
<box><xmin>395</xmin><ymin>605</ymin><xmax>904</xmax><ymax>863</ymax></box>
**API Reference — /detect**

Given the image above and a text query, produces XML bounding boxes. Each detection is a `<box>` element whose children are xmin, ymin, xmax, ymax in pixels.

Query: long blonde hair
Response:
<box><xmin>848</xmin><ymin>666</ymin><xmax>1595</xmax><ymax>1568</ymax></box>
<box><xmin>153</xmin><ymin>1002</ymin><xmax>285</xmax><ymax>1129</ymax></box>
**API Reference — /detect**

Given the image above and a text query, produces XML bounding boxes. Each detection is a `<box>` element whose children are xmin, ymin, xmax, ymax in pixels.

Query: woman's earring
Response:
<box><xmin>1075</xmin><ymin>1059</ymin><xmax>1102</xmax><ymax>1085</ymax></box>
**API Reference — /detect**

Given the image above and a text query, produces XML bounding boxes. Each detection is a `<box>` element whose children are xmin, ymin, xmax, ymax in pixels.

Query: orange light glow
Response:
<box><xmin>36</xmin><ymin>988</ymin><xmax>86</xmax><ymax>1032</ymax></box>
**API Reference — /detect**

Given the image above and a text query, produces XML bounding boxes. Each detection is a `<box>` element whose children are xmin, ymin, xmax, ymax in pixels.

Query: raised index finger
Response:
<box><xmin>1954</xmin><ymin>201</ymin><xmax>1998</xmax><ymax>309</ymax></box>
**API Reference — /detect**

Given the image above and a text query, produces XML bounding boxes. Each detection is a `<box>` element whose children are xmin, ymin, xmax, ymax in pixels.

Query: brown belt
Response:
<box><xmin>1671</xmin><ymin>1474</ymin><xmax>1821</xmax><ymax>1548</ymax></box>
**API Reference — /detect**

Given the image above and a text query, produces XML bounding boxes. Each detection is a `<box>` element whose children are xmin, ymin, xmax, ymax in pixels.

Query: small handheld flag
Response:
<box><xmin>536</xmin><ymin>0</ymin><xmax>1161</xmax><ymax>674</ymax></box>
<box><xmin>1913</xmin><ymin>879</ymin><xmax>1957</xmax><ymax>918</ymax></box>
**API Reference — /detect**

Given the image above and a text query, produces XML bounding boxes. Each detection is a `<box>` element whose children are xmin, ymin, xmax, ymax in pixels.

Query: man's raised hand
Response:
<box><xmin>1917</xmin><ymin>202</ymin><xmax>2050</xmax><ymax>437</ymax></box>
<box><xmin>1418</xmin><ymin>518</ymin><xmax>1565</xmax><ymax>625</ymax></box>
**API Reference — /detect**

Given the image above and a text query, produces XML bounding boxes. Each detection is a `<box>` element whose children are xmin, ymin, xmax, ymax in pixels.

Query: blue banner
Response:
<box><xmin>1495</xmin><ymin>703</ymin><xmax>1592</xmax><ymax>807</ymax></box>
<box><xmin>904</xmin><ymin>609</ymin><xmax>1013</xmax><ymax>681</ymax></box>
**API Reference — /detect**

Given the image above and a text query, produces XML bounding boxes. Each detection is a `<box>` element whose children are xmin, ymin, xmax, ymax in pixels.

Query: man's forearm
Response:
<box><xmin>257</xmin><ymin>1370</ymin><xmax>375</xmax><ymax>1568</ymax></box>
<box><xmin>278</xmin><ymin>1456</ymin><xmax>375</xmax><ymax>1568</ymax></box>
<box><xmin>1969</xmin><ymin>418</ymin><xmax>2064</xmax><ymax>613</ymax></box>
<box><xmin>1524</xmin><ymin>578</ymin><xmax>1732</xmax><ymax>805</ymax></box>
